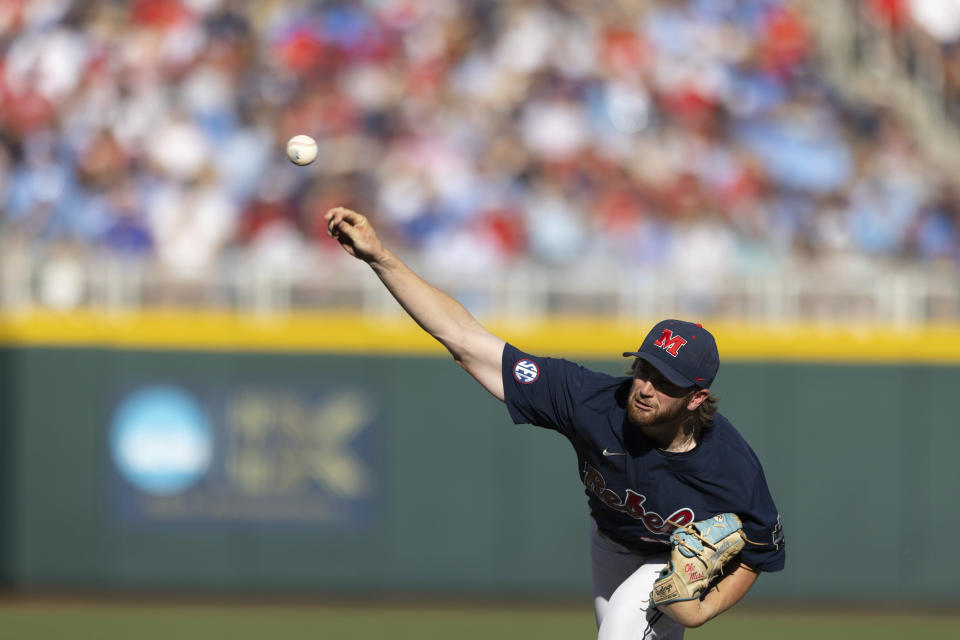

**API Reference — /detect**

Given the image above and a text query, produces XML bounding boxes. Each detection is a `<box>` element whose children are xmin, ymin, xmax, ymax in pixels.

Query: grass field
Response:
<box><xmin>0</xmin><ymin>602</ymin><xmax>957</xmax><ymax>640</ymax></box>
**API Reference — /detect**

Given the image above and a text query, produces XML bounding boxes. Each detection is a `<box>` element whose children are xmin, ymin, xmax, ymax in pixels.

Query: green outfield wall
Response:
<box><xmin>1</xmin><ymin>313</ymin><xmax>959</xmax><ymax>605</ymax></box>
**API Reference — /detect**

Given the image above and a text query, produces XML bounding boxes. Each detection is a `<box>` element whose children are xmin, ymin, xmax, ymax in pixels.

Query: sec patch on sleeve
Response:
<box><xmin>513</xmin><ymin>359</ymin><xmax>540</xmax><ymax>384</ymax></box>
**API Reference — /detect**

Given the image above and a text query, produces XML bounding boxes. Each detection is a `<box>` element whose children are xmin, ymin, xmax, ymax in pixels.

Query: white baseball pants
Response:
<box><xmin>590</xmin><ymin>518</ymin><xmax>684</xmax><ymax>640</ymax></box>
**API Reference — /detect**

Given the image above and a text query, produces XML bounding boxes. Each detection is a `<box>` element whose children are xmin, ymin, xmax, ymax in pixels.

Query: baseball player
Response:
<box><xmin>325</xmin><ymin>207</ymin><xmax>785</xmax><ymax>638</ymax></box>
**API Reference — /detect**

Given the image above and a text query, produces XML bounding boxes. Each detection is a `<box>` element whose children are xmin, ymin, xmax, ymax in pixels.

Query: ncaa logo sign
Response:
<box><xmin>513</xmin><ymin>359</ymin><xmax>540</xmax><ymax>384</ymax></box>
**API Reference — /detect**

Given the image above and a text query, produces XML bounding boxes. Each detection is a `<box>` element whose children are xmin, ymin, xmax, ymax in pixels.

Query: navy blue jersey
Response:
<box><xmin>502</xmin><ymin>343</ymin><xmax>785</xmax><ymax>572</ymax></box>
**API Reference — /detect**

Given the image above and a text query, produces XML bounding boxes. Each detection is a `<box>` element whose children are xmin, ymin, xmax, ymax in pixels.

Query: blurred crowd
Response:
<box><xmin>865</xmin><ymin>0</ymin><xmax>960</xmax><ymax>127</ymax></box>
<box><xmin>1</xmin><ymin>0</ymin><xmax>959</xmax><ymax>299</ymax></box>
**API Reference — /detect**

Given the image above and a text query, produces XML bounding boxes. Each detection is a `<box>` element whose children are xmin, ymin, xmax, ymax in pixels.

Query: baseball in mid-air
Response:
<box><xmin>286</xmin><ymin>134</ymin><xmax>318</xmax><ymax>166</ymax></box>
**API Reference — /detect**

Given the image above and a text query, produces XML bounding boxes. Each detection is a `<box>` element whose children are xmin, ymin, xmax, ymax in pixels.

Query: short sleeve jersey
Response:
<box><xmin>502</xmin><ymin>343</ymin><xmax>785</xmax><ymax>572</ymax></box>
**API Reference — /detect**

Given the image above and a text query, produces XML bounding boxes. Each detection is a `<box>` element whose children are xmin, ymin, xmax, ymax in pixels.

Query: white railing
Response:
<box><xmin>2</xmin><ymin>246</ymin><xmax>958</xmax><ymax>326</ymax></box>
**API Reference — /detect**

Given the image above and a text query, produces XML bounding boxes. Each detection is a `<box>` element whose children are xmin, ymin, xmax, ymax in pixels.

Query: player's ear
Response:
<box><xmin>686</xmin><ymin>388</ymin><xmax>710</xmax><ymax>411</ymax></box>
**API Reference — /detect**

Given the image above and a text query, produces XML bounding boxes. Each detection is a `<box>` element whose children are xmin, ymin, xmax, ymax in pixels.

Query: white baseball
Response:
<box><xmin>286</xmin><ymin>134</ymin><xmax>318</xmax><ymax>166</ymax></box>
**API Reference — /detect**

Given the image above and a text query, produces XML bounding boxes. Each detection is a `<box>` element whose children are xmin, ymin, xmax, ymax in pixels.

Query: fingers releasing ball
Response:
<box><xmin>286</xmin><ymin>134</ymin><xmax>318</xmax><ymax>166</ymax></box>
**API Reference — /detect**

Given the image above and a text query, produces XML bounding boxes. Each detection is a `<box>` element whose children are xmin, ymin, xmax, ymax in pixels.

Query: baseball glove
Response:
<box><xmin>650</xmin><ymin>513</ymin><xmax>746</xmax><ymax>607</ymax></box>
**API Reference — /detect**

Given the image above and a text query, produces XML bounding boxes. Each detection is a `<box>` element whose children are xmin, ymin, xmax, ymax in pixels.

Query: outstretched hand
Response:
<box><xmin>324</xmin><ymin>207</ymin><xmax>386</xmax><ymax>264</ymax></box>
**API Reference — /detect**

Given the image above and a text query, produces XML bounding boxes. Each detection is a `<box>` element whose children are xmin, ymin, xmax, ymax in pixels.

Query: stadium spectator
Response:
<box><xmin>0</xmin><ymin>0</ymin><xmax>958</xmax><ymax>311</ymax></box>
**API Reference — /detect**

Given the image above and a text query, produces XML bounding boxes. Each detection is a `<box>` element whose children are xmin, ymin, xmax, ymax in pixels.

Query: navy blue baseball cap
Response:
<box><xmin>622</xmin><ymin>319</ymin><xmax>719</xmax><ymax>388</ymax></box>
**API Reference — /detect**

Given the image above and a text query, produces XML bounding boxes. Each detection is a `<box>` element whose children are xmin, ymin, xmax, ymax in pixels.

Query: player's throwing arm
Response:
<box><xmin>324</xmin><ymin>207</ymin><xmax>507</xmax><ymax>400</ymax></box>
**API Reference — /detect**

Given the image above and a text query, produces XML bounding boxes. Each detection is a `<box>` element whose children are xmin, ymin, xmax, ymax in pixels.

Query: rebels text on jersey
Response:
<box><xmin>501</xmin><ymin>344</ymin><xmax>785</xmax><ymax>572</ymax></box>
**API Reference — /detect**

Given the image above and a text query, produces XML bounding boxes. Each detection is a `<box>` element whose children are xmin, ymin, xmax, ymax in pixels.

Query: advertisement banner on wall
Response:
<box><xmin>108</xmin><ymin>383</ymin><xmax>379</xmax><ymax>527</ymax></box>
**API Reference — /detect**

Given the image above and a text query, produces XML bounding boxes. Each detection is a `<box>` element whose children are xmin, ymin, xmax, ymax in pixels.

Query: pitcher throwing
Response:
<box><xmin>325</xmin><ymin>206</ymin><xmax>785</xmax><ymax>638</ymax></box>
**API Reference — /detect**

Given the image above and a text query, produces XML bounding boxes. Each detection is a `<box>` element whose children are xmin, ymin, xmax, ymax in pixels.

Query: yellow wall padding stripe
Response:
<box><xmin>2</xmin><ymin>310</ymin><xmax>960</xmax><ymax>363</ymax></box>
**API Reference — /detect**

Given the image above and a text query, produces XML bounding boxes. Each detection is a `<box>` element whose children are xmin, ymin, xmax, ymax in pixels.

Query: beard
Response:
<box><xmin>626</xmin><ymin>389</ymin><xmax>687</xmax><ymax>429</ymax></box>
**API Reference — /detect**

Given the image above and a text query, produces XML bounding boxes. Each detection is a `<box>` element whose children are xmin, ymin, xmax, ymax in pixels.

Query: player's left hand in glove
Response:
<box><xmin>650</xmin><ymin>513</ymin><xmax>746</xmax><ymax>607</ymax></box>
